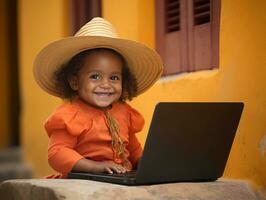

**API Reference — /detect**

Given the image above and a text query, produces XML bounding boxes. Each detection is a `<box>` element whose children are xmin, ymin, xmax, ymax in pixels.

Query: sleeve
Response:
<box><xmin>125</xmin><ymin>103</ymin><xmax>145</xmax><ymax>134</ymax></box>
<box><xmin>127</xmin><ymin>134</ymin><xmax>143</xmax><ymax>169</ymax></box>
<box><xmin>125</xmin><ymin>104</ymin><xmax>145</xmax><ymax>168</ymax></box>
<box><xmin>44</xmin><ymin>110</ymin><xmax>92</xmax><ymax>137</ymax></box>
<box><xmin>44</xmin><ymin>110</ymin><xmax>92</xmax><ymax>173</ymax></box>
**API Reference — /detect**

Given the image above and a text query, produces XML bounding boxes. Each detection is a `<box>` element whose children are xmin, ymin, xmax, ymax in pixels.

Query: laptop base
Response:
<box><xmin>68</xmin><ymin>172</ymin><xmax>218</xmax><ymax>186</ymax></box>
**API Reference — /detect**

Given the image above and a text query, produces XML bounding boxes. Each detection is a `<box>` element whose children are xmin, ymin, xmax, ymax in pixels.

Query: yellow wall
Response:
<box><xmin>18</xmin><ymin>0</ymin><xmax>68</xmax><ymax>176</ymax></box>
<box><xmin>219</xmin><ymin>0</ymin><xmax>266</xmax><ymax>190</ymax></box>
<box><xmin>103</xmin><ymin>0</ymin><xmax>155</xmax><ymax>49</ymax></box>
<box><xmin>19</xmin><ymin>0</ymin><xmax>265</xmax><ymax>193</ymax></box>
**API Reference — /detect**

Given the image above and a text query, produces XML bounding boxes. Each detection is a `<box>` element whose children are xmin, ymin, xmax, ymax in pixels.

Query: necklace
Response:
<box><xmin>104</xmin><ymin>110</ymin><xmax>131</xmax><ymax>170</ymax></box>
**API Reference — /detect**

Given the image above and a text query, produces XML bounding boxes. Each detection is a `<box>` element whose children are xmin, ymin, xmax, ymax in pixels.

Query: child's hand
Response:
<box><xmin>72</xmin><ymin>158</ymin><xmax>127</xmax><ymax>174</ymax></box>
<box><xmin>95</xmin><ymin>161</ymin><xmax>127</xmax><ymax>174</ymax></box>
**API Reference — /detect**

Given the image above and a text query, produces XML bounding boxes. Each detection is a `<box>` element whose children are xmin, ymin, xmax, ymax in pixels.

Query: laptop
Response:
<box><xmin>68</xmin><ymin>102</ymin><xmax>244</xmax><ymax>185</ymax></box>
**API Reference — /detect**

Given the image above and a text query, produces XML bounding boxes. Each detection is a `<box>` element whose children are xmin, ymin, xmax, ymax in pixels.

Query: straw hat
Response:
<box><xmin>33</xmin><ymin>17</ymin><xmax>163</xmax><ymax>97</ymax></box>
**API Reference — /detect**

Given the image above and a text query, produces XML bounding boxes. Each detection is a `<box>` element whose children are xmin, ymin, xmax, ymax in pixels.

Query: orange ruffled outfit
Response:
<box><xmin>44</xmin><ymin>98</ymin><xmax>144</xmax><ymax>178</ymax></box>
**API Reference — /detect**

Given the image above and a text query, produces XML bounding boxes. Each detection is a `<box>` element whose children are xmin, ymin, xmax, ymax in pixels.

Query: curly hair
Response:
<box><xmin>54</xmin><ymin>48</ymin><xmax>137</xmax><ymax>101</ymax></box>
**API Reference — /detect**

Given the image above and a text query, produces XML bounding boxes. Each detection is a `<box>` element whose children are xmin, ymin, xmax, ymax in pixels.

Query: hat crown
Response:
<box><xmin>75</xmin><ymin>17</ymin><xmax>118</xmax><ymax>38</ymax></box>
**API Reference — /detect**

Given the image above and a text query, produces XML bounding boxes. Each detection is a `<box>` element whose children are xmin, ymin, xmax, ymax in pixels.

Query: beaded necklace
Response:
<box><xmin>104</xmin><ymin>110</ymin><xmax>131</xmax><ymax>170</ymax></box>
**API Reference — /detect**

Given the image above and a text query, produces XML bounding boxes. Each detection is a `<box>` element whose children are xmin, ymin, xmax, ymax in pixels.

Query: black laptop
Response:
<box><xmin>68</xmin><ymin>102</ymin><xmax>244</xmax><ymax>185</ymax></box>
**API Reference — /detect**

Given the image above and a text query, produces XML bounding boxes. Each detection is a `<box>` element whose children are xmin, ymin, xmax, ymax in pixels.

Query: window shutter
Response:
<box><xmin>70</xmin><ymin>0</ymin><xmax>102</xmax><ymax>35</ymax></box>
<box><xmin>165</xmin><ymin>0</ymin><xmax>180</xmax><ymax>33</ymax></box>
<box><xmin>187</xmin><ymin>0</ymin><xmax>220</xmax><ymax>71</ymax></box>
<box><xmin>193</xmin><ymin>0</ymin><xmax>210</xmax><ymax>26</ymax></box>
<box><xmin>155</xmin><ymin>0</ymin><xmax>220</xmax><ymax>75</ymax></box>
<box><xmin>156</xmin><ymin>0</ymin><xmax>186</xmax><ymax>75</ymax></box>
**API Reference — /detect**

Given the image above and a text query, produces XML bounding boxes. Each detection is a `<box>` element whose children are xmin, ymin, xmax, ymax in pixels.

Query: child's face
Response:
<box><xmin>70</xmin><ymin>51</ymin><xmax>123</xmax><ymax>108</ymax></box>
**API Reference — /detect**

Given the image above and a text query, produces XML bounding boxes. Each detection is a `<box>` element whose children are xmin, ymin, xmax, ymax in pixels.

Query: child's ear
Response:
<box><xmin>68</xmin><ymin>75</ymin><xmax>79</xmax><ymax>91</ymax></box>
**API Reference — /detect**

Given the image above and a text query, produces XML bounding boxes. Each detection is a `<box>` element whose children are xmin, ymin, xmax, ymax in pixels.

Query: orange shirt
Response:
<box><xmin>44</xmin><ymin>98</ymin><xmax>144</xmax><ymax>177</ymax></box>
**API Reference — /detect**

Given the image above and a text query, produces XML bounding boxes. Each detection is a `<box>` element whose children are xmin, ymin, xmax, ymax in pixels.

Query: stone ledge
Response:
<box><xmin>0</xmin><ymin>178</ymin><xmax>265</xmax><ymax>200</ymax></box>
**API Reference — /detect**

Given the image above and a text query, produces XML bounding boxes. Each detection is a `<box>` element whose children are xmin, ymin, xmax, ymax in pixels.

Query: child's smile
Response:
<box><xmin>69</xmin><ymin>51</ymin><xmax>123</xmax><ymax>108</ymax></box>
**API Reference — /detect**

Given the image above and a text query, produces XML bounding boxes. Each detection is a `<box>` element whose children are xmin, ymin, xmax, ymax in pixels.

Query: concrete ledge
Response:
<box><xmin>0</xmin><ymin>178</ymin><xmax>265</xmax><ymax>200</ymax></box>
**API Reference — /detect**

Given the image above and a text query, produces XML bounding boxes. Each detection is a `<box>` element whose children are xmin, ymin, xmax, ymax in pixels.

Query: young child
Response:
<box><xmin>33</xmin><ymin>17</ymin><xmax>163</xmax><ymax>178</ymax></box>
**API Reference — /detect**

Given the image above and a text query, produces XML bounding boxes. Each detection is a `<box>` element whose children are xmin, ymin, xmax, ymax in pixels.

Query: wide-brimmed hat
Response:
<box><xmin>33</xmin><ymin>17</ymin><xmax>163</xmax><ymax>97</ymax></box>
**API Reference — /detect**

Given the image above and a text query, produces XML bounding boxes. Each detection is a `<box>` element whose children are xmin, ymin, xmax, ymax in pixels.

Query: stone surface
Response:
<box><xmin>0</xmin><ymin>178</ymin><xmax>265</xmax><ymax>200</ymax></box>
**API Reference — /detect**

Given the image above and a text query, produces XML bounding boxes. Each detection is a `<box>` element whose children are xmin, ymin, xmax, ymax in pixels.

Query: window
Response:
<box><xmin>70</xmin><ymin>0</ymin><xmax>102</xmax><ymax>35</ymax></box>
<box><xmin>155</xmin><ymin>0</ymin><xmax>221</xmax><ymax>75</ymax></box>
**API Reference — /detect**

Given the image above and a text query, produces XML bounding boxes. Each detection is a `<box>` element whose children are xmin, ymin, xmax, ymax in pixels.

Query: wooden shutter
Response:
<box><xmin>70</xmin><ymin>0</ymin><xmax>102</xmax><ymax>35</ymax></box>
<box><xmin>194</xmin><ymin>0</ymin><xmax>211</xmax><ymax>26</ymax></box>
<box><xmin>155</xmin><ymin>0</ymin><xmax>220</xmax><ymax>75</ymax></box>
<box><xmin>188</xmin><ymin>0</ymin><xmax>220</xmax><ymax>71</ymax></box>
<box><xmin>165</xmin><ymin>0</ymin><xmax>180</xmax><ymax>32</ymax></box>
<box><xmin>156</xmin><ymin>0</ymin><xmax>186</xmax><ymax>75</ymax></box>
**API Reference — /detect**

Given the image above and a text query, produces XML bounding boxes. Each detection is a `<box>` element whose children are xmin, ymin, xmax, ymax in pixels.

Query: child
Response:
<box><xmin>33</xmin><ymin>17</ymin><xmax>163</xmax><ymax>178</ymax></box>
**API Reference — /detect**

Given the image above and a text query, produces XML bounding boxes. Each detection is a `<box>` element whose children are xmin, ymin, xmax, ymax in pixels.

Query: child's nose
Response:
<box><xmin>99</xmin><ymin>78</ymin><xmax>111</xmax><ymax>89</ymax></box>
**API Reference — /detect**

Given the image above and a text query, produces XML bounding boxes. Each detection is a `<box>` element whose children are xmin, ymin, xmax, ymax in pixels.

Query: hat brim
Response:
<box><xmin>33</xmin><ymin>36</ymin><xmax>163</xmax><ymax>97</ymax></box>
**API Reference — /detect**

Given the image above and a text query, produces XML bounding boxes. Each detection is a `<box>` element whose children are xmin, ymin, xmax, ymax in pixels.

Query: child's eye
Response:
<box><xmin>110</xmin><ymin>76</ymin><xmax>120</xmax><ymax>81</ymax></box>
<box><xmin>90</xmin><ymin>74</ymin><xmax>100</xmax><ymax>80</ymax></box>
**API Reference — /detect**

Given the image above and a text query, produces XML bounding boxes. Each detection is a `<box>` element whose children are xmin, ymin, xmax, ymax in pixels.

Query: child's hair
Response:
<box><xmin>54</xmin><ymin>48</ymin><xmax>138</xmax><ymax>101</ymax></box>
